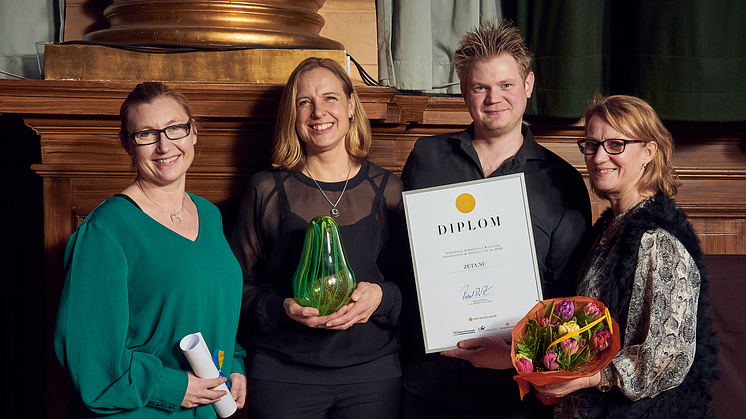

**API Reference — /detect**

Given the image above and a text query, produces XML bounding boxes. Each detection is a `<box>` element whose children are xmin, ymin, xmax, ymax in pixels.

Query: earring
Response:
<box><xmin>350</xmin><ymin>114</ymin><xmax>355</xmax><ymax>122</ymax></box>
<box><xmin>643</xmin><ymin>162</ymin><xmax>649</xmax><ymax>168</ymax></box>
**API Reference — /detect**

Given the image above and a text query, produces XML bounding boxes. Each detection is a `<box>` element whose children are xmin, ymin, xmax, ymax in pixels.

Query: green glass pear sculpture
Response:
<box><xmin>292</xmin><ymin>216</ymin><xmax>356</xmax><ymax>316</ymax></box>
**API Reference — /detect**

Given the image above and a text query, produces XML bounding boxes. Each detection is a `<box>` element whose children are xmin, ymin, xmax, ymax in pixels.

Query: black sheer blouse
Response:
<box><xmin>230</xmin><ymin>161</ymin><xmax>407</xmax><ymax>383</ymax></box>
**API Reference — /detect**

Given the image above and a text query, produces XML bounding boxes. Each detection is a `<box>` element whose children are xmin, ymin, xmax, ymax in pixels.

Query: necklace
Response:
<box><xmin>136</xmin><ymin>180</ymin><xmax>186</xmax><ymax>226</ymax></box>
<box><xmin>621</xmin><ymin>194</ymin><xmax>642</xmax><ymax>215</ymax></box>
<box><xmin>305</xmin><ymin>164</ymin><xmax>351</xmax><ymax>218</ymax></box>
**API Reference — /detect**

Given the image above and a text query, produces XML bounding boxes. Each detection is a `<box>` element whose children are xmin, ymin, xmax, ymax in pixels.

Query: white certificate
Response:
<box><xmin>403</xmin><ymin>173</ymin><xmax>543</xmax><ymax>353</ymax></box>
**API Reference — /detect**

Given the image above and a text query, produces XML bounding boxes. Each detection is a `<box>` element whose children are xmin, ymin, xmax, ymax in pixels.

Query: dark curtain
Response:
<box><xmin>512</xmin><ymin>0</ymin><xmax>746</xmax><ymax>121</ymax></box>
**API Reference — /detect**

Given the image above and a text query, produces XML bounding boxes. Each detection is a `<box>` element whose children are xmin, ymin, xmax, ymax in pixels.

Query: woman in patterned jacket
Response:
<box><xmin>536</xmin><ymin>94</ymin><xmax>719</xmax><ymax>418</ymax></box>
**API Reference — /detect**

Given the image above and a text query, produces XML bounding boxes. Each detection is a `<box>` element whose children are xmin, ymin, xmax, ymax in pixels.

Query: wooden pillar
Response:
<box><xmin>84</xmin><ymin>0</ymin><xmax>345</xmax><ymax>49</ymax></box>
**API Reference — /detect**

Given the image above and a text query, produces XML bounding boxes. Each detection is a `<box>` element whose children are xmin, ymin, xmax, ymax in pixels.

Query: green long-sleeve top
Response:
<box><xmin>55</xmin><ymin>194</ymin><xmax>245</xmax><ymax>418</ymax></box>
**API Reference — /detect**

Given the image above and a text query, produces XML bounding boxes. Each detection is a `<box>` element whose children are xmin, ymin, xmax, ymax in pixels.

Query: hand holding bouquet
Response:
<box><xmin>511</xmin><ymin>297</ymin><xmax>620</xmax><ymax>403</ymax></box>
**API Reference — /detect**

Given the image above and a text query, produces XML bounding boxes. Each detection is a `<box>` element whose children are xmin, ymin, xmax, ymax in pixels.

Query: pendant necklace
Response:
<box><xmin>305</xmin><ymin>164</ymin><xmax>351</xmax><ymax>218</ymax></box>
<box><xmin>136</xmin><ymin>180</ymin><xmax>186</xmax><ymax>226</ymax></box>
<box><xmin>621</xmin><ymin>194</ymin><xmax>642</xmax><ymax>215</ymax></box>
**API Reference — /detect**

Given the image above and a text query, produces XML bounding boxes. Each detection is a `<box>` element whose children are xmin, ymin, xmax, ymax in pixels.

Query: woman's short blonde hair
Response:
<box><xmin>272</xmin><ymin>57</ymin><xmax>370</xmax><ymax>171</ymax></box>
<box><xmin>584</xmin><ymin>94</ymin><xmax>680</xmax><ymax>199</ymax></box>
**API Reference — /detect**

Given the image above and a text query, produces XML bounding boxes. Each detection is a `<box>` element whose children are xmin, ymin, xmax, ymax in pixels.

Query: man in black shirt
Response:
<box><xmin>400</xmin><ymin>19</ymin><xmax>592</xmax><ymax>419</ymax></box>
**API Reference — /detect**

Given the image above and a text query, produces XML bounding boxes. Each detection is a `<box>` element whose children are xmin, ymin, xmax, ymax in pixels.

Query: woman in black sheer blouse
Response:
<box><xmin>230</xmin><ymin>57</ymin><xmax>406</xmax><ymax>419</ymax></box>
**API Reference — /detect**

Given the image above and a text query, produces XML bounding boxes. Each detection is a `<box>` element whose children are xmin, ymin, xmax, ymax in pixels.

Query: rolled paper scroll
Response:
<box><xmin>179</xmin><ymin>332</ymin><xmax>237</xmax><ymax>418</ymax></box>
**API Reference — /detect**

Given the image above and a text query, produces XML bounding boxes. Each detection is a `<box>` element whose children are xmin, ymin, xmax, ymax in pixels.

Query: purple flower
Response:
<box><xmin>516</xmin><ymin>356</ymin><xmax>534</xmax><ymax>373</ymax></box>
<box><xmin>591</xmin><ymin>329</ymin><xmax>611</xmax><ymax>352</ymax></box>
<box><xmin>556</xmin><ymin>299</ymin><xmax>575</xmax><ymax>321</ymax></box>
<box><xmin>543</xmin><ymin>352</ymin><xmax>559</xmax><ymax>370</ymax></box>
<box><xmin>584</xmin><ymin>303</ymin><xmax>600</xmax><ymax>319</ymax></box>
<box><xmin>560</xmin><ymin>338</ymin><xmax>581</xmax><ymax>356</ymax></box>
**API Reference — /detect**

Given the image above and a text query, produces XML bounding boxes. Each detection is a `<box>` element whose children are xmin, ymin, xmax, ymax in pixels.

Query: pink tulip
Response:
<box><xmin>560</xmin><ymin>338</ymin><xmax>581</xmax><ymax>356</ymax></box>
<box><xmin>516</xmin><ymin>357</ymin><xmax>534</xmax><ymax>373</ymax></box>
<box><xmin>543</xmin><ymin>352</ymin><xmax>559</xmax><ymax>370</ymax></box>
<box><xmin>584</xmin><ymin>303</ymin><xmax>600</xmax><ymax>319</ymax></box>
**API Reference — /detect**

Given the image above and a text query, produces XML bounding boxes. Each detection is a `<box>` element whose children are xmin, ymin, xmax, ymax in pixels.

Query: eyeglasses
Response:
<box><xmin>129</xmin><ymin>123</ymin><xmax>191</xmax><ymax>145</ymax></box>
<box><xmin>577</xmin><ymin>139</ymin><xmax>643</xmax><ymax>155</ymax></box>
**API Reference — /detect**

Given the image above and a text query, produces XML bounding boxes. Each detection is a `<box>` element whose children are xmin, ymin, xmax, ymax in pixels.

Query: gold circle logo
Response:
<box><xmin>455</xmin><ymin>193</ymin><xmax>476</xmax><ymax>213</ymax></box>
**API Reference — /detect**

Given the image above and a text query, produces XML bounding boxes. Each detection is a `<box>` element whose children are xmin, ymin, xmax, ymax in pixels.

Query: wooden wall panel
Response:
<box><xmin>41</xmin><ymin>176</ymin><xmax>76</xmax><ymax>419</ymax></box>
<box><xmin>2</xmin><ymin>80</ymin><xmax>744</xmax><ymax>256</ymax></box>
<box><xmin>691</xmin><ymin>219</ymin><xmax>746</xmax><ymax>255</ymax></box>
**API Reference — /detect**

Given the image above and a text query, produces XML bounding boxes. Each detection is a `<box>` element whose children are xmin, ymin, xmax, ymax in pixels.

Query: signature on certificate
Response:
<box><xmin>460</xmin><ymin>284</ymin><xmax>494</xmax><ymax>300</ymax></box>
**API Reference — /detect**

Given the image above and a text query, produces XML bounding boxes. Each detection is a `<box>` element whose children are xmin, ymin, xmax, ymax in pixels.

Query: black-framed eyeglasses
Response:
<box><xmin>129</xmin><ymin>123</ymin><xmax>191</xmax><ymax>145</ymax></box>
<box><xmin>577</xmin><ymin>139</ymin><xmax>643</xmax><ymax>155</ymax></box>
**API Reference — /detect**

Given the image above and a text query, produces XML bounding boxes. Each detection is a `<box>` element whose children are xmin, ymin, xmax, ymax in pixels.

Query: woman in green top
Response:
<box><xmin>54</xmin><ymin>82</ymin><xmax>247</xmax><ymax>418</ymax></box>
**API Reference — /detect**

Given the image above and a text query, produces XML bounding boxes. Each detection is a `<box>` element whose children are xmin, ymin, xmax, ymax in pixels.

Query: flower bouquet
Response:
<box><xmin>511</xmin><ymin>297</ymin><xmax>621</xmax><ymax>404</ymax></box>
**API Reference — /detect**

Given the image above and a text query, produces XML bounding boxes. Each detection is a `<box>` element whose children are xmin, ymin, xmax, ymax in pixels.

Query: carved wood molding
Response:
<box><xmin>2</xmin><ymin>79</ymin><xmax>745</xmax><ymax>253</ymax></box>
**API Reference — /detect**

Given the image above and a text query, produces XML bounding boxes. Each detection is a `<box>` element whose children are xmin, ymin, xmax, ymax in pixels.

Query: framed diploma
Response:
<box><xmin>402</xmin><ymin>173</ymin><xmax>543</xmax><ymax>353</ymax></box>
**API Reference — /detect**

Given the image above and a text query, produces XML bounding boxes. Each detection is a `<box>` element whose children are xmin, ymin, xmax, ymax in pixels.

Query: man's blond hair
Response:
<box><xmin>454</xmin><ymin>19</ymin><xmax>533</xmax><ymax>82</ymax></box>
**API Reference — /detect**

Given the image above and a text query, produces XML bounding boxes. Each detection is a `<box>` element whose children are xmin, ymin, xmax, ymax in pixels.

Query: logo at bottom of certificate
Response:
<box><xmin>453</xmin><ymin>324</ymin><xmax>500</xmax><ymax>336</ymax></box>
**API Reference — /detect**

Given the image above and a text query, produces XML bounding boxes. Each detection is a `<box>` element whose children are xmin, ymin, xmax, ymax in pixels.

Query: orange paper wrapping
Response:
<box><xmin>511</xmin><ymin>297</ymin><xmax>621</xmax><ymax>402</ymax></box>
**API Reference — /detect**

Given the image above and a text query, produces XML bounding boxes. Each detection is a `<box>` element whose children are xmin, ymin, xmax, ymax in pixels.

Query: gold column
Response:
<box><xmin>84</xmin><ymin>0</ymin><xmax>344</xmax><ymax>50</ymax></box>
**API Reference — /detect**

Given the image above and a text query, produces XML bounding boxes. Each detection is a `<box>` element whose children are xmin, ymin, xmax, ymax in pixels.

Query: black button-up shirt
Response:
<box><xmin>400</xmin><ymin>124</ymin><xmax>592</xmax><ymax>414</ymax></box>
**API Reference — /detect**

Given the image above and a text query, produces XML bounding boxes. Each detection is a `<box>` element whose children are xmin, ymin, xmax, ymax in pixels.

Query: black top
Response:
<box><xmin>399</xmin><ymin>124</ymin><xmax>592</xmax><ymax>413</ymax></box>
<box><xmin>230</xmin><ymin>161</ymin><xmax>407</xmax><ymax>384</ymax></box>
